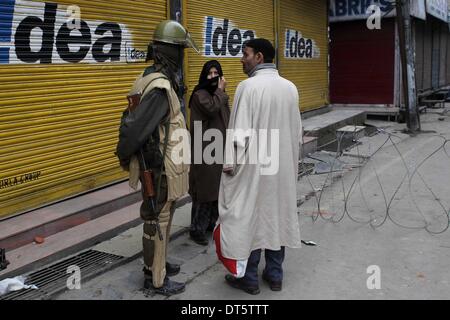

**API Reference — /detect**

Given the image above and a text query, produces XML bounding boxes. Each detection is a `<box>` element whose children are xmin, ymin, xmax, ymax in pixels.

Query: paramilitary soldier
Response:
<box><xmin>116</xmin><ymin>20</ymin><xmax>199</xmax><ymax>296</ymax></box>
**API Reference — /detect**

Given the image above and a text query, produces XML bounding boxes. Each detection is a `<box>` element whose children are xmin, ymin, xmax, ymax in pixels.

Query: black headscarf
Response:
<box><xmin>193</xmin><ymin>60</ymin><xmax>224</xmax><ymax>95</ymax></box>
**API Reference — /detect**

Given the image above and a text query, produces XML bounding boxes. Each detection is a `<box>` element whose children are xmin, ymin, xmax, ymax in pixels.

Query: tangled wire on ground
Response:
<box><xmin>299</xmin><ymin>124</ymin><xmax>450</xmax><ymax>235</ymax></box>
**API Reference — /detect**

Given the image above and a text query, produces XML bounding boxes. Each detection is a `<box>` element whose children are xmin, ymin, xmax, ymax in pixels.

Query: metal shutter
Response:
<box><xmin>184</xmin><ymin>0</ymin><xmax>275</xmax><ymax>112</ymax></box>
<box><xmin>0</xmin><ymin>0</ymin><xmax>167</xmax><ymax>219</ymax></box>
<box><xmin>330</xmin><ymin>19</ymin><xmax>396</xmax><ymax>105</ymax></box>
<box><xmin>278</xmin><ymin>0</ymin><xmax>329</xmax><ymax>112</ymax></box>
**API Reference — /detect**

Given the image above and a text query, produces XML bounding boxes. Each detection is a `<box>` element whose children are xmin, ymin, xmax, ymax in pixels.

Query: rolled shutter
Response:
<box><xmin>0</xmin><ymin>0</ymin><xmax>167</xmax><ymax>219</ymax></box>
<box><xmin>184</xmin><ymin>0</ymin><xmax>275</xmax><ymax>111</ymax></box>
<box><xmin>278</xmin><ymin>0</ymin><xmax>329</xmax><ymax>112</ymax></box>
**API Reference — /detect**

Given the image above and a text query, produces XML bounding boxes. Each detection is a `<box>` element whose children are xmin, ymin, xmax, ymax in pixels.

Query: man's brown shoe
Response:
<box><xmin>262</xmin><ymin>273</ymin><xmax>282</xmax><ymax>291</ymax></box>
<box><xmin>225</xmin><ymin>274</ymin><xmax>260</xmax><ymax>295</ymax></box>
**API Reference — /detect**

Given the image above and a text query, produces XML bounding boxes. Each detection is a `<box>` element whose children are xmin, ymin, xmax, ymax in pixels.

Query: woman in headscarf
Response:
<box><xmin>189</xmin><ymin>60</ymin><xmax>230</xmax><ymax>245</ymax></box>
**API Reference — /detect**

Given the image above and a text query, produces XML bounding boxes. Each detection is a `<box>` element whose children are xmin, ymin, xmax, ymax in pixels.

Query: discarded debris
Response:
<box><xmin>305</xmin><ymin>152</ymin><xmax>349</xmax><ymax>174</ymax></box>
<box><xmin>34</xmin><ymin>236</ymin><xmax>45</xmax><ymax>244</ymax></box>
<box><xmin>301</xmin><ymin>240</ymin><xmax>317</xmax><ymax>246</ymax></box>
<box><xmin>310</xmin><ymin>210</ymin><xmax>334</xmax><ymax>217</ymax></box>
<box><xmin>0</xmin><ymin>249</ymin><xmax>9</xmax><ymax>271</ymax></box>
<box><xmin>0</xmin><ymin>276</ymin><xmax>38</xmax><ymax>296</ymax></box>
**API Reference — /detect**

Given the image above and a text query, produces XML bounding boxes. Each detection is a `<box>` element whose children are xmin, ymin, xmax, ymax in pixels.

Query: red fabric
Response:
<box><xmin>213</xmin><ymin>224</ymin><xmax>246</xmax><ymax>277</ymax></box>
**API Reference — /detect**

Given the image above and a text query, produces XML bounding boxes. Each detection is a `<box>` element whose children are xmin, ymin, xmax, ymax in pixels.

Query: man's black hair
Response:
<box><xmin>243</xmin><ymin>38</ymin><xmax>275</xmax><ymax>63</ymax></box>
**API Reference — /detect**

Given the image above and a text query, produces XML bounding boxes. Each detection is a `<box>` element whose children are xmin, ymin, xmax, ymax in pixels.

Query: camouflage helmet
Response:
<box><xmin>153</xmin><ymin>20</ymin><xmax>199</xmax><ymax>53</ymax></box>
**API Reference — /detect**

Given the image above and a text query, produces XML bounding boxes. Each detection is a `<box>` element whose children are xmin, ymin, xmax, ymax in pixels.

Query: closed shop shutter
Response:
<box><xmin>438</xmin><ymin>21</ymin><xmax>447</xmax><ymax>88</ymax></box>
<box><xmin>415</xmin><ymin>16</ymin><xmax>450</xmax><ymax>92</ymax></box>
<box><xmin>447</xmin><ymin>27</ymin><xmax>450</xmax><ymax>86</ymax></box>
<box><xmin>184</xmin><ymin>0</ymin><xmax>275</xmax><ymax>113</ymax></box>
<box><xmin>432</xmin><ymin>18</ymin><xmax>441</xmax><ymax>89</ymax></box>
<box><xmin>423</xmin><ymin>20</ymin><xmax>434</xmax><ymax>90</ymax></box>
<box><xmin>0</xmin><ymin>0</ymin><xmax>167</xmax><ymax>219</ymax></box>
<box><xmin>415</xmin><ymin>19</ymin><xmax>426</xmax><ymax>91</ymax></box>
<box><xmin>330</xmin><ymin>19</ymin><xmax>396</xmax><ymax>105</ymax></box>
<box><xmin>278</xmin><ymin>0</ymin><xmax>328</xmax><ymax>112</ymax></box>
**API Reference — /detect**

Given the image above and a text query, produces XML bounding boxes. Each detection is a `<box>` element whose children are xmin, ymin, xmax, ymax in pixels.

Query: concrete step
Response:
<box><xmin>0</xmin><ymin>202</ymin><xmax>141</xmax><ymax>279</ymax></box>
<box><xmin>0</xmin><ymin>176</ymin><xmax>192</xmax><ymax>280</ymax></box>
<box><xmin>331</xmin><ymin>105</ymin><xmax>399</xmax><ymax>121</ymax></box>
<box><xmin>303</xmin><ymin>109</ymin><xmax>367</xmax><ymax>148</ymax></box>
<box><xmin>0</xmin><ymin>197</ymin><xmax>192</xmax><ymax>280</ymax></box>
<box><xmin>301</xmin><ymin>136</ymin><xmax>318</xmax><ymax>158</ymax></box>
<box><xmin>336</xmin><ymin>125</ymin><xmax>366</xmax><ymax>141</ymax></box>
<box><xmin>0</xmin><ymin>181</ymin><xmax>140</xmax><ymax>252</ymax></box>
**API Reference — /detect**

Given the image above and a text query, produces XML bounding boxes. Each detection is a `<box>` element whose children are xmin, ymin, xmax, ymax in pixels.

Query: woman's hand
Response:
<box><xmin>218</xmin><ymin>76</ymin><xmax>227</xmax><ymax>90</ymax></box>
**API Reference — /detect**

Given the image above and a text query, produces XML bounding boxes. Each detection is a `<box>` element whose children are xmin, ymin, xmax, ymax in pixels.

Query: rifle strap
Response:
<box><xmin>155</xmin><ymin>120</ymin><xmax>170</xmax><ymax>207</ymax></box>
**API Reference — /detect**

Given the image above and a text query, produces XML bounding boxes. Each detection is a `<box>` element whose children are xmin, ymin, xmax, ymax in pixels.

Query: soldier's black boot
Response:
<box><xmin>166</xmin><ymin>262</ymin><xmax>180</xmax><ymax>277</ymax></box>
<box><xmin>143</xmin><ymin>262</ymin><xmax>180</xmax><ymax>278</ymax></box>
<box><xmin>144</xmin><ymin>277</ymin><xmax>186</xmax><ymax>296</ymax></box>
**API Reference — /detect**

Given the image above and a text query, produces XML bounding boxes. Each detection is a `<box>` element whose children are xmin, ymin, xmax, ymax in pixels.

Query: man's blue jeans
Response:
<box><xmin>242</xmin><ymin>247</ymin><xmax>285</xmax><ymax>287</ymax></box>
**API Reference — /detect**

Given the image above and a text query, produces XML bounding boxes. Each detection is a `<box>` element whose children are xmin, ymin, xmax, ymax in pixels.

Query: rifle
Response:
<box><xmin>140</xmin><ymin>150</ymin><xmax>163</xmax><ymax>241</ymax></box>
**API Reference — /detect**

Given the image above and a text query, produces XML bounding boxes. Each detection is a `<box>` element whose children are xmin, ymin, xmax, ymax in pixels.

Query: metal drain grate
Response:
<box><xmin>298</xmin><ymin>162</ymin><xmax>315</xmax><ymax>177</ymax></box>
<box><xmin>1</xmin><ymin>250</ymin><xmax>124</xmax><ymax>300</ymax></box>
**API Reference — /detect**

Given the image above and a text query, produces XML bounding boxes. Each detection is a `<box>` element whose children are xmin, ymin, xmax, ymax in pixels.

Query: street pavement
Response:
<box><xmin>56</xmin><ymin>106</ymin><xmax>450</xmax><ymax>300</ymax></box>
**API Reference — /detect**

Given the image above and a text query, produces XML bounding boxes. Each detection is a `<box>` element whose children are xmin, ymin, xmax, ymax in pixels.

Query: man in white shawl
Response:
<box><xmin>217</xmin><ymin>38</ymin><xmax>302</xmax><ymax>295</ymax></box>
